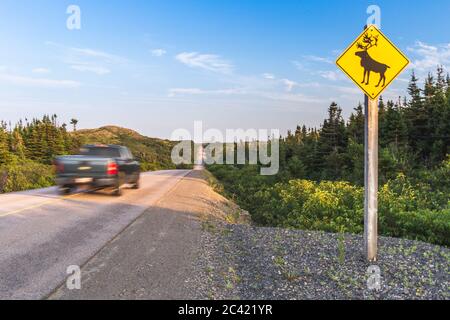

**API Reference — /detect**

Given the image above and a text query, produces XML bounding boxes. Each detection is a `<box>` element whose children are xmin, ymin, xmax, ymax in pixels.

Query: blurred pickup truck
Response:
<box><xmin>54</xmin><ymin>145</ymin><xmax>140</xmax><ymax>196</ymax></box>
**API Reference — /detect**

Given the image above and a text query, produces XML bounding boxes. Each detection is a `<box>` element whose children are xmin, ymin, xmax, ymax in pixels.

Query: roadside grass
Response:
<box><xmin>337</xmin><ymin>231</ymin><xmax>346</xmax><ymax>264</ymax></box>
<box><xmin>201</xmin><ymin>220</ymin><xmax>217</xmax><ymax>233</ymax></box>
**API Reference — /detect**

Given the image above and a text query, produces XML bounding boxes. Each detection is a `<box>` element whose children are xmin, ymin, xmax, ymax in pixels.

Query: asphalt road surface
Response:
<box><xmin>0</xmin><ymin>170</ymin><xmax>190</xmax><ymax>300</ymax></box>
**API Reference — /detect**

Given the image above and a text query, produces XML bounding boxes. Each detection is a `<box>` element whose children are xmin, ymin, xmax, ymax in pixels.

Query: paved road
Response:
<box><xmin>0</xmin><ymin>170</ymin><xmax>190</xmax><ymax>300</ymax></box>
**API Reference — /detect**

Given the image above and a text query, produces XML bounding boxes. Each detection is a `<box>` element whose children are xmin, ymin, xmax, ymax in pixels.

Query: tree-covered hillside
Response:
<box><xmin>72</xmin><ymin>126</ymin><xmax>180</xmax><ymax>171</ymax></box>
<box><xmin>0</xmin><ymin>118</ymin><xmax>184</xmax><ymax>193</ymax></box>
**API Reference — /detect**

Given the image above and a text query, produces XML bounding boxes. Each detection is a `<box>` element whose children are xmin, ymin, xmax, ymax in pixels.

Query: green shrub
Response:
<box><xmin>0</xmin><ymin>160</ymin><xmax>54</xmax><ymax>193</ymax></box>
<box><xmin>252</xmin><ymin>180</ymin><xmax>364</xmax><ymax>233</ymax></box>
<box><xmin>381</xmin><ymin>209</ymin><xmax>450</xmax><ymax>246</ymax></box>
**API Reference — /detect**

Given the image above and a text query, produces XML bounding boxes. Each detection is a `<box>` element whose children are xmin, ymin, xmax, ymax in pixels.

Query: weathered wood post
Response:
<box><xmin>364</xmin><ymin>95</ymin><xmax>379</xmax><ymax>261</ymax></box>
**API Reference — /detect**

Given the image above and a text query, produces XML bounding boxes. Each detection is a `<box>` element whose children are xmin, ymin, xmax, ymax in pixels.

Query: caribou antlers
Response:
<box><xmin>356</xmin><ymin>33</ymin><xmax>379</xmax><ymax>51</ymax></box>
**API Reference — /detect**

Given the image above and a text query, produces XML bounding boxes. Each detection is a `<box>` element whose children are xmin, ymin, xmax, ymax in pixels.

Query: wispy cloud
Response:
<box><xmin>32</xmin><ymin>68</ymin><xmax>50</xmax><ymax>74</ymax></box>
<box><xmin>408</xmin><ymin>41</ymin><xmax>450</xmax><ymax>71</ymax></box>
<box><xmin>317</xmin><ymin>70</ymin><xmax>341</xmax><ymax>81</ymax></box>
<box><xmin>261</xmin><ymin>91</ymin><xmax>327</xmax><ymax>104</ymax></box>
<box><xmin>67</xmin><ymin>47</ymin><xmax>127</xmax><ymax>64</ymax></box>
<box><xmin>0</xmin><ymin>73</ymin><xmax>81</xmax><ymax>88</ymax></box>
<box><xmin>168</xmin><ymin>86</ymin><xmax>325</xmax><ymax>105</ymax></box>
<box><xmin>46</xmin><ymin>42</ymin><xmax>127</xmax><ymax>75</ymax></box>
<box><xmin>175</xmin><ymin>52</ymin><xmax>233</xmax><ymax>74</ymax></box>
<box><xmin>70</xmin><ymin>64</ymin><xmax>111</xmax><ymax>75</ymax></box>
<box><xmin>292</xmin><ymin>60</ymin><xmax>305</xmax><ymax>71</ymax></box>
<box><xmin>281</xmin><ymin>79</ymin><xmax>297</xmax><ymax>92</ymax></box>
<box><xmin>303</xmin><ymin>55</ymin><xmax>333</xmax><ymax>64</ymax></box>
<box><xmin>261</xmin><ymin>72</ymin><xmax>319</xmax><ymax>91</ymax></box>
<box><xmin>331</xmin><ymin>85</ymin><xmax>361</xmax><ymax>95</ymax></box>
<box><xmin>168</xmin><ymin>87</ymin><xmax>243</xmax><ymax>97</ymax></box>
<box><xmin>151</xmin><ymin>49</ymin><xmax>167</xmax><ymax>57</ymax></box>
<box><xmin>262</xmin><ymin>73</ymin><xmax>275</xmax><ymax>80</ymax></box>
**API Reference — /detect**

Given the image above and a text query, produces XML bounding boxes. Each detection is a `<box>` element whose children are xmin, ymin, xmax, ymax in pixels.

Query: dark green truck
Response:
<box><xmin>54</xmin><ymin>145</ymin><xmax>140</xmax><ymax>196</ymax></box>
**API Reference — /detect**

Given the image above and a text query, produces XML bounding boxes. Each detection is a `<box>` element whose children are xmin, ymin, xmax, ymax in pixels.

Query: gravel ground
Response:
<box><xmin>190</xmin><ymin>221</ymin><xmax>449</xmax><ymax>300</ymax></box>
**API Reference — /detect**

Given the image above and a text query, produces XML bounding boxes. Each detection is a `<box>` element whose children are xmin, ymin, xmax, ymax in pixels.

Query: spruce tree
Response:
<box><xmin>0</xmin><ymin>123</ymin><xmax>10</xmax><ymax>165</ymax></box>
<box><xmin>347</xmin><ymin>103</ymin><xmax>364</xmax><ymax>144</ymax></box>
<box><xmin>10</xmin><ymin>127</ymin><xmax>26</xmax><ymax>159</ymax></box>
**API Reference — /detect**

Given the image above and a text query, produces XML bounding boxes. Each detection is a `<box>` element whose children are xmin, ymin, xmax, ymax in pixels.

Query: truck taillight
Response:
<box><xmin>107</xmin><ymin>162</ymin><xmax>118</xmax><ymax>175</ymax></box>
<box><xmin>54</xmin><ymin>161</ymin><xmax>64</xmax><ymax>173</ymax></box>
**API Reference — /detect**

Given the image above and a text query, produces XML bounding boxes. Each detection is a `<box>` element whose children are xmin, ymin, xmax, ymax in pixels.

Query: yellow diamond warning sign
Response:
<box><xmin>336</xmin><ymin>25</ymin><xmax>409</xmax><ymax>100</ymax></box>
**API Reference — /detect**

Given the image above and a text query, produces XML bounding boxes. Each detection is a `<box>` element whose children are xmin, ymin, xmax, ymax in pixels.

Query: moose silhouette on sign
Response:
<box><xmin>355</xmin><ymin>33</ymin><xmax>390</xmax><ymax>87</ymax></box>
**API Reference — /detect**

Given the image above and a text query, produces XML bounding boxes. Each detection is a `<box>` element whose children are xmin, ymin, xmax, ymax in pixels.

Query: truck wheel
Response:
<box><xmin>59</xmin><ymin>185</ymin><xmax>72</xmax><ymax>195</ymax></box>
<box><xmin>132</xmin><ymin>180</ymin><xmax>140</xmax><ymax>189</ymax></box>
<box><xmin>113</xmin><ymin>186</ymin><xmax>122</xmax><ymax>197</ymax></box>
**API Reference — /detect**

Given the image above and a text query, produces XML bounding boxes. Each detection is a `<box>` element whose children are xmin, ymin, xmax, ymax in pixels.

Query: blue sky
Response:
<box><xmin>0</xmin><ymin>0</ymin><xmax>449</xmax><ymax>139</ymax></box>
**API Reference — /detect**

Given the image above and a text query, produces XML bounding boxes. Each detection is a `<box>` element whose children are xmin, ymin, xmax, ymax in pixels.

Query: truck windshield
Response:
<box><xmin>79</xmin><ymin>147</ymin><xmax>121</xmax><ymax>158</ymax></box>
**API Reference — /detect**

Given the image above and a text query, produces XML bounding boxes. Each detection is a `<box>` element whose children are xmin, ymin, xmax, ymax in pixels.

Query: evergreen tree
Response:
<box><xmin>381</xmin><ymin>100</ymin><xmax>408</xmax><ymax>148</ymax></box>
<box><xmin>0</xmin><ymin>122</ymin><xmax>10</xmax><ymax>165</ymax></box>
<box><xmin>405</xmin><ymin>71</ymin><xmax>429</xmax><ymax>161</ymax></box>
<box><xmin>10</xmin><ymin>127</ymin><xmax>26</xmax><ymax>159</ymax></box>
<box><xmin>347</xmin><ymin>103</ymin><xmax>364</xmax><ymax>144</ymax></box>
<box><xmin>318</xmin><ymin>102</ymin><xmax>348</xmax><ymax>179</ymax></box>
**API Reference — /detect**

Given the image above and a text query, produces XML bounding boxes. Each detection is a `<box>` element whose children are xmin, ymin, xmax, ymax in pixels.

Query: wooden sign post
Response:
<box><xmin>364</xmin><ymin>96</ymin><xmax>379</xmax><ymax>261</ymax></box>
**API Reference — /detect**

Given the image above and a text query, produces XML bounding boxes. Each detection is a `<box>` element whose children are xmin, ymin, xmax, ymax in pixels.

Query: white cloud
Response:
<box><xmin>151</xmin><ymin>49</ymin><xmax>167</xmax><ymax>57</ymax></box>
<box><xmin>408</xmin><ymin>41</ymin><xmax>450</xmax><ymax>71</ymax></box>
<box><xmin>68</xmin><ymin>47</ymin><xmax>127</xmax><ymax>64</ymax></box>
<box><xmin>167</xmin><ymin>87</ymin><xmax>325</xmax><ymax>105</ymax></box>
<box><xmin>168</xmin><ymin>87</ymin><xmax>243</xmax><ymax>97</ymax></box>
<box><xmin>46</xmin><ymin>42</ymin><xmax>127</xmax><ymax>76</ymax></box>
<box><xmin>0</xmin><ymin>73</ymin><xmax>81</xmax><ymax>88</ymax></box>
<box><xmin>262</xmin><ymin>73</ymin><xmax>275</xmax><ymax>80</ymax></box>
<box><xmin>281</xmin><ymin>79</ymin><xmax>297</xmax><ymax>92</ymax></box>
<box><xmin>303</xmin><ymin>55</ymin><xmax>333</xmax><ymax>64</ymax></box>
<box><xmin>168</xmin><ymin>88</ymin><xmax>203</xmax><ymax>96</ymax></box>
<box><xmin>175</xmin><ymin>52</ymin><xmax>233</xmax><ymax>74</ymax></box>
<box><xmin>70</xmin><ymin>65</ymin><xmax>111</xmax><ymax>75</ymax></box>
<box><xmin>292</xmin><ymin>60</ymin><xmax>305</xmax><ymax>71</ymax></box>
<box><xmin>32</xmin><ymin>68</ymin><xmax>50</xmax><ymax>74</ymax></box>
<box><xmin>332</xmin><ymin>85</ymin><xmax>361</xmax><ymax>95</ymax></box>
<box><xmin>261</xmin><ymin>73</ymin><xmax>318</xmax><ymax>91</ymax></box>
<box><xmin>261</xmin><ymin>91</ymin><xmax>327</xmax><ymax>104</ymax></box>
<box><xmin>318</xmin><ymin>71</ymin><xmax>340</xmax><ymax>81</ymax></box>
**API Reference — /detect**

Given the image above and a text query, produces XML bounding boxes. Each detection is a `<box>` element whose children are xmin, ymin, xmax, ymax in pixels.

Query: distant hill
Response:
<box><xmin>72</xmin><ymin>126</ymin><xmax>188</xmax><ymax>171</ymax></box>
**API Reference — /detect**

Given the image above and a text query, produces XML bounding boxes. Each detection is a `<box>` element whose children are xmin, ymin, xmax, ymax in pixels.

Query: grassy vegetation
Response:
<box><xmin>0</xmin><ymin>157</ymin><xmax>54</xmax><ymax>193</ymax></box>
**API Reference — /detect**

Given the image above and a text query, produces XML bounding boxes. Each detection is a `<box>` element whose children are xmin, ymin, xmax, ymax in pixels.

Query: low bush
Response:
<box><xmin>0</xmin><ymin>160</ymin><xmax>54</xmax><ymax>193</ymax></box>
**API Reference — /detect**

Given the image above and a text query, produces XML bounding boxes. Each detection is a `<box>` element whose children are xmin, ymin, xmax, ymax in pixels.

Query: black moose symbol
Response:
<box><xmin>355</xmin><ymin>33</ymin><xmax>390</xmax><ymax>87</ymax></box>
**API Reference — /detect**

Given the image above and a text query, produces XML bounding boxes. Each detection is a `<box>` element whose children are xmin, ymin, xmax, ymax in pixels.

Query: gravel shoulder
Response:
<box><xmin>194</xmin><ymin>223</ymin><xmax>449</xmax><ymax>300</ymax></box>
